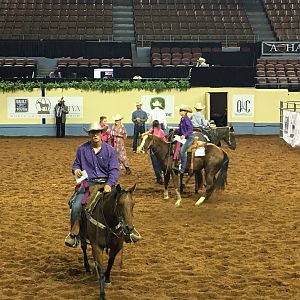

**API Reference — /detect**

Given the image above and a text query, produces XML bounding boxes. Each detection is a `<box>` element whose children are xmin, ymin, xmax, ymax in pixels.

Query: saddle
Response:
<box><xmin>173</xmin><ymin>138</ymin><xmax>207</xmax><ymax>173</ymax></box>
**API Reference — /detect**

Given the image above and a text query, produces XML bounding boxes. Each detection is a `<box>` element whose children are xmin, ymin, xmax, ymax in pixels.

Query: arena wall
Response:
<box><xmin>0</xmin><ymin>87</ymin><xmax>299</xmax><ymax>136</ymax></box>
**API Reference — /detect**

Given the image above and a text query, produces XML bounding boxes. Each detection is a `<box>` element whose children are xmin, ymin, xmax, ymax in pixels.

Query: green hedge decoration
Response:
<box><xmin>0</xmin><ymin>80</ymin><xmax>190</xmax><ymax>93</ymax></box>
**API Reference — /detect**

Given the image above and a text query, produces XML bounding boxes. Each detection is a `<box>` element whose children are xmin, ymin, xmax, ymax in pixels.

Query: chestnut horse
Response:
<box><xmin>137</xmin><ymin>134</ymin><xmax>229</xmax><ymax>206</ymax></box>
<box><xmin>80</xmin><ymin>184</ymin><xmax>138</xmax><ymax>300</ymax></box>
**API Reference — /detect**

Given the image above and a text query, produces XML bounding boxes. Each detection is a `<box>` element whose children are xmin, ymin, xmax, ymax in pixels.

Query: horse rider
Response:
<box><xmin>174</xmin><ymin>104</ymin><xmax>195</xmax><ymax>174</ymax></box>
<box><xmin>65</xmin><ymin>122</ymin><xmax>141</xmax><ymax>247</ymax></box>
<box><xmin>191</xmin><ymin>102</ymin><xmax>212</xmax><ymax>142</ymax></box>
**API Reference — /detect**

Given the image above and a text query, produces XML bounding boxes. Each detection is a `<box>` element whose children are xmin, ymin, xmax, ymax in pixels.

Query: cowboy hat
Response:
<box><xmin>175</xmin><ymin>104</ymin><xmax>192</xmax><ymax>113</ymax></box>
<box><xmin>83</xmin><ymin>122</ymin><xmax>104</xmax><ymax>133</ymax></box>
<box><xmin>197</xmin><ymin>57</ymin><xmax>206</xmax><ymax>62</ymax></box>
<box><xmin>152</xmin><ymin>100</ymin><xmax>162</xmax><ymax>108</ymax></box>
<box><xmin>112</xmin><ymin>114</ymin><xmax>123</xmax><ymax>121</ymax></box>
<box><xmin>135</xmin><ymin>100</ymin><xmax>143</xmax><ymax>106</ymax></box>
<box><xmin>194</xmin><ymin>103</ymin><xmax>205</xmax><ymax>110</ymax></box>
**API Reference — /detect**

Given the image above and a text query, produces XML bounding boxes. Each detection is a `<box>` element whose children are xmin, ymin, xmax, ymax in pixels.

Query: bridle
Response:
<box><xmin>85</xmin><ymin>189</ymin><xmax>133</xmax><ymax>238</ymax></box>
<box><xmin>142</xmin><ymin>134</ymin><xmax>173</xmax><ymax>171</ymax></box>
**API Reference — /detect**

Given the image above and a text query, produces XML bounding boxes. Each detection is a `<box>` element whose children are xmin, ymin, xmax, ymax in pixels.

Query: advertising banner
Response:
<box><xmin>7</xmin><ymin>96</ymin><xmax>83</xmax><ymax>118</ymax></box>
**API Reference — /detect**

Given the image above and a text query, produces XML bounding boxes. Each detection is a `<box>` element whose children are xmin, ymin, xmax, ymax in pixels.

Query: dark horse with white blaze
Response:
<box><xmin>80</xmin><ymin>184</ymin><xmax>137</xmax><ymax>300</ymax></box>
<box><xmin>137</xmin><ymin>134</ymin><xmax>229</xmax><ymax>206</ymax></box>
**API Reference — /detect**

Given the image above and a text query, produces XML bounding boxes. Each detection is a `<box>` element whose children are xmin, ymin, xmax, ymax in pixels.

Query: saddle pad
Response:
<box><xmin>195</xmin><ymin>147</ymin><xmax>205</xmax><ymax>157</ymax></box>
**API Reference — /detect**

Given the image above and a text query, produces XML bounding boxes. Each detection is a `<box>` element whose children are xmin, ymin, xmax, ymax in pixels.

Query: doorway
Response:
<box><xmin>209</xmin><ymin>92</ymin><xmax>227</xmax><ymax>126</ymax></box>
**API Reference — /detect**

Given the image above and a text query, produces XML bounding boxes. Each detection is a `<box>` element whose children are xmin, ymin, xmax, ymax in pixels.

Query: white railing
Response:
<box><xmin>137</xmin><ymin>34</ymin><xmax>258</xmax><ymax>47</ymax></box>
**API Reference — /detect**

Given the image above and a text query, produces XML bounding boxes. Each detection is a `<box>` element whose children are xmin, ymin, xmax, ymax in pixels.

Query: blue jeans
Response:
<box><xmin>180</xmin><ymin>135</ymin><xmax>195</xmax><ymax>172</ymax></box>
<box><xmin>132</xmin><ymin>124</ymin><xmax>145</xmax><ymax>151</ymax></box>
<box><xmin>69</xmin><ymin>179</ymin><xmax>105</xmax><ymax>230</ymax></box>
<box><xmin>150</xmin><ymin>149</ymin><xmax>162</xmax><ymax>182</ymax></box>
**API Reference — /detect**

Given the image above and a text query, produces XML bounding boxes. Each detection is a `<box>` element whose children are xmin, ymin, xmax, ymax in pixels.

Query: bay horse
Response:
<box><xmin>137</xmin><ymin>134</ymin><xmax>229</xmax><ymax>206</ymax></box>
<box><xmin>80</xmin><ymin>184</ymin><xmax>138</xmax><ymax>300</ymax></box>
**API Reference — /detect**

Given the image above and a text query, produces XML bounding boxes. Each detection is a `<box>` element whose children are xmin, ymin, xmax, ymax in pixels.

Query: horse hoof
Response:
<box><xmin>105</xmin><ymin>281</ymin><xmax>112</xmax><ymax>287</ymax></box>
<box><xmin>195</xmin><ymin>197</ymin><xmax>205</xmax><ymax>206</ymax></box>
<box><xmin>164</xmin><ymin>197</ymin><xmax>169</xmax><ymax>200</ymax></box>
<box><xmin>175</xmin><ymin>200</ymin><xmax>181</xmax><ymax>207</ymax></box>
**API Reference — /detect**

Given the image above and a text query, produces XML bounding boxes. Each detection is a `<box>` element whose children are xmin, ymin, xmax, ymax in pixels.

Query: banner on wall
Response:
<box><xmin>282</xmin><ymin>110</ymin><xmax>300</xmax><ymax>147</ymax></box>
<box><xmin>232</xmin><ymin>94</ymin><xmax>254</xmax><ymax>117</ymax></box>
<box><xmin>140</xmin><ymin>95</ymin><xmax>174</xmax><ymax>118</ymax></box>
<box><xmin>7</xmin><ymin>96</ymin><xmax>83</xmax><ymax>118</ymax></box>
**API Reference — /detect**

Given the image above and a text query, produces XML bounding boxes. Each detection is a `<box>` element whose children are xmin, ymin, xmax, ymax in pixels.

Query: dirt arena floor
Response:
<box><xmin>0</xmin><ymin>135</ymin><xmax>299</xmax><ymax>300</ymax></box>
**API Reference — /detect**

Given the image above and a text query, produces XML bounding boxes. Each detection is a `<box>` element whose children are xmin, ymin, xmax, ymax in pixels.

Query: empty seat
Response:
<box><xmin>122</xmin><ymin>58</ymin><xmax>132</xmax><ymax>67</ymax></box>
<box><xmin>89</xmin><ymin>59</ymin><xmax>100</xmax><ymax>67</ymax></box>
<box><xmin>100</xmin><ymin>59</ymin><xmax>111</xmax><ymax>67</ymax></box>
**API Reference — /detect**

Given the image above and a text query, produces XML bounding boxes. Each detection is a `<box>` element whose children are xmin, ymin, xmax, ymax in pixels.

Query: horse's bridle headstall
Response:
<box><xmin>85</xmin><ymin>190</ymin><xmax>124</xmax><ymax>238</ymax></box>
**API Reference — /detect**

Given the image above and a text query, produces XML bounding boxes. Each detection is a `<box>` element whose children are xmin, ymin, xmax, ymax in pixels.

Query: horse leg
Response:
<box><xmin>163</xmin><ymin>171</ymin><xmax>170</xmax><ymax>200</ymax></box>
<box><xmin>195</xmin><ymin>171</ymin><xmax>215</xmax><ymax>206</ymax></box>
<box><xmin>170</xmin><ymin>171</ymin><xmax>182</xmax><ymax>207</ymax></box>
<box><xmin>194</xmin><ymin>170</ymin><xmax>203</xmax><ymax>194</ymax></box>
<box><xmin>179</xmin><ymin>173</ymin><xmax>184</xmax><ymax>194</ymax></box>
<box><xmin>81</xmin><ymin>239</ymin><xmax>90</xmax><ymax>273</ymax></box>
<box><xmin>105</xmin><ymin>242</ymin><xmax>123</xmax><ymax>285</ymax></box>
<box><xmin>80</xmin><ymin>212</ymin><xmax>90</xmax><ymax>273</ymax></box>
<box><xmin>91</xmin><ymin>244</ymin><xmax>106</xmax><ymax>300</ymax></box>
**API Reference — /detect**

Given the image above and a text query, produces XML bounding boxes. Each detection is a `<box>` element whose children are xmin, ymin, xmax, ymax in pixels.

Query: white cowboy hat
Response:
<box><xmin>175</xmin><ymin>104</ymin><xmax>192</xmax><ymax>113</ymax></box>
<box><xmin>197</xmin><ymin>57</ymin><xmax>206</xmax><ymax>62</ymax></box>
<box><xmin>112</xmin><ymin>114</ymin><xmax>123</xmax><ymax>121</ymax></box>
<box><xmin>135</xmin><ymin>100</ymin><xmax>143</xmax><ymax>106</ymax></box>
<box><xmin>194</xmin><ymin>103</ymin><xmax>205</xmax><ymax>110</ymax></box>
<box><xmin>152</xmin><ymin>100</ymin><xmax>162</xmax><ymax>108</ymax></box>
<box><xmin>84</xmin><ymin>122</ymin><xmax>104</xmax><ymax>133</ymax></box>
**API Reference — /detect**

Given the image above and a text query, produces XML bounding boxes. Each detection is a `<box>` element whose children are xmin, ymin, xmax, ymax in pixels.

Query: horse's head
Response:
<box><xmin>115</xmin><ymin>184</ymin><xmax>137</xmax><ymax>239</ymax></box>
<box><xmin>136</xmin><ymin>133</ymin><xmax>153</xmax><ymax>154</ymax></box>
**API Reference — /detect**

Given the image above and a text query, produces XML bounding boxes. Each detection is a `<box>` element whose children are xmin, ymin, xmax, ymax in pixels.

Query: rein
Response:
<box><xmin>85</xmin><ymin>190</ymin><xmax>123</xmax><ymax>236</ymax></box>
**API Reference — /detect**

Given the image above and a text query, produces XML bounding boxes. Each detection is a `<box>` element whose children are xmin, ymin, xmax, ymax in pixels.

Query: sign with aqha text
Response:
<box><xmin>232</xmin><ymin>94</ymin><xmax>254</xmax><ymax>117</ymax></box>
<box><xmin>262</xmin><ymin>42</ymin><xmax>300</xmax><ymax>56</ymax></box>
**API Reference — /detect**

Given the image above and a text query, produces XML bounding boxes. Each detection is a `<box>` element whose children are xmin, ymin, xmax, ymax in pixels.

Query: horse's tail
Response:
<box><xmin>214</xmin><ymin>150</ymin><xmax>229</xmax><ymax>190</ymax></box>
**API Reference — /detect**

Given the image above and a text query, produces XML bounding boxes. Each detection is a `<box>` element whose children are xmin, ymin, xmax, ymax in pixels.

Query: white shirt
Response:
<box><xmin>148</xmin><ymin>107</ymin><xmax>167</xmax><ymax>130</ymax></box>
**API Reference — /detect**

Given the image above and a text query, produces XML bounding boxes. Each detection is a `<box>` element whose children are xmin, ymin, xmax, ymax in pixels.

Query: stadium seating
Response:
<box><xmin>262</xmin><ymin>0</ymin><xmax>300</xmax><ymax>40</ymax></box>
<box><xmin>256</xmin><ymin>57</ymin><xmax>300</xmax><ymax>87</ymax></box>
<box><xmin>0</xmin><ymin>57</ymin><xmax>37</xmax><ymax>78</ymax></box>
<box><xmin>134</xmin><ymin>0</ymin><xmax>254</xmax><ymax>46</ymax></box>
<box><xmin>0</xmin><ymin>0</ymin><xmax>113</xmax><ymax>40</ymax></box>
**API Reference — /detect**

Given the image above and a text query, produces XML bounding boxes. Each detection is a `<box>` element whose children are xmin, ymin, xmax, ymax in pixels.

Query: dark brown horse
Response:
<box><xmin>197</xmin><ymin>126</ymin><xmax>237</xmax><ymax>150</ymax></box>
<box><xmin>137</xmin><ymin>134</ymin><xmax>229</xmax><ymax>206</ymax></box>
<box><xmin>80</xmin><ymin>184</ymin><xmax>138</xmax><ymax>300</ymax></box>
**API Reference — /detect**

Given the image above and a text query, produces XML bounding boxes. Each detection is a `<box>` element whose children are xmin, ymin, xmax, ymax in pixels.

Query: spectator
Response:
<box><xmin>54</xmin><ymin>97</ymin><xmax>68</xmax><ymax>138</ymax></box>
<box><xmin>132</xmin><ymin>100</ymin><xmax>148</xmax><ymax>152</ymax></box>
<box><xmin>111</xmin><ymin>114</ymin><xmax>132</xmax><ymax>175</ymax></box>
<box><xmin>196</xmin><ymin>57</ymin><xmax>209</xmax><ymax>67</ymax></box>
<box><xmin>99</xmin><ymin>115</ymin><xmax>111</xmax><ymax>143</ymax></box>
<box><xmin>148</xmin><ymin>100</ymin><xmax>167</xmax><ymax>131</ymax></box>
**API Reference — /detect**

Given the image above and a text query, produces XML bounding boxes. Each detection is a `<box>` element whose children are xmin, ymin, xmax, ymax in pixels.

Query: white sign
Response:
<box><xmin>141</xmin><ymin>95</ymin><xmax>174</xmax><ymax>118</ymax></box>
<box><xmin>283</xmin><ymin>110</ymin><xmax>300</xmax><ymax>147</ymax></box>
<box><xmin>7</xmin><ymin>96</ymin><xmax>83</xmax><ymax>118</ymax></box>
<box><xmin>232</xmin><ymin>94</ymin><xmax>254</xmax><ymax>117</ymax></box>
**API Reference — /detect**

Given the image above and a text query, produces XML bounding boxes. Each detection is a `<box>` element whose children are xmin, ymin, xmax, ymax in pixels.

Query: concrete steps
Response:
<box><xmin>240</xmin><ymin>0</ymin><xmax>276</xmax><ymax>41</ymax></box>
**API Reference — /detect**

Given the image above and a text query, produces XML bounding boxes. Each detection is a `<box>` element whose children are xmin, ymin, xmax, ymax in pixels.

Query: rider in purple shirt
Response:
<box><xmin>72</xmin><ymin>141</ymin><xmax>119</xmax><ymax>187</ymax></box>
<box><xmin>65</xmin><ymin>122</ymin><xmax>120</xmax><ymax>248</ymax></box>
<box><xmin>176</xmin><ymin>105</ymin><xmax>195</xmax><ymax>174</ymax></box>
